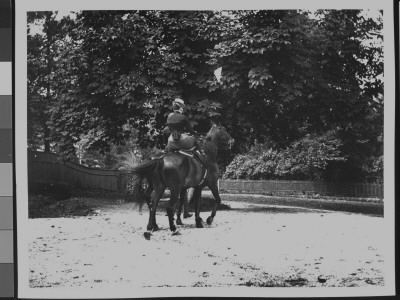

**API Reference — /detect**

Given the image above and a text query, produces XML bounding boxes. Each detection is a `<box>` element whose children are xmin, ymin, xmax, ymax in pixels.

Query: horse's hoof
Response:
<box><xmin>196</xmin><ymin>221</ymin><xmax>204</xmax><ymax>228</ymax></box>
<box><xmin>172</xmin><ymin>231</ymin><xmax>181</xmax><ymax>236</ymax></box>
<box><xmin>206</xmin><ymin>216</ymin><xmax>213</xmax><ymax>225</ymax></box>
<box><xmin>146</xmin><ymin>225</ymin><xmax>153</xmax><ymax>231</ymax></box>
<box><xmin>183</xmin><ymin>213</ymin><xmax>193</xmax><ymax>218</ymax></box>
<box><xmin>143</xmin><ymin>232</ymin><xmax>152</xmax><ymax>240</ymax></box>
<box><xmin>170</xmin><ymin>225</ymin><xmax>177</xmax><ymax>232</ymax></box>
<box><xmin>176</xmin><ymin>218</ymin><xmax>183</xmax><ymax>226</ymax></box>
<box><xmin>152</xmin><ymin>224</ymin><xmax>160</xmax><ymax>231</ymax></box>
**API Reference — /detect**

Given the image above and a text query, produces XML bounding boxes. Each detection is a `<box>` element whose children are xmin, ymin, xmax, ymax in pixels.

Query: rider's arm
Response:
<box><xmin>184</xmin><ymin>117</ymin><xmax>197</xmax><ymax>135</ymax></box>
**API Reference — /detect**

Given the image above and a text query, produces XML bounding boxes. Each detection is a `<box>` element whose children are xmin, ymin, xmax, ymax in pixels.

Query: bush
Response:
<box><xmin>276</xmin><ymin>131</ymin><xmax>346</xmax><ymax>180</ymax></box>
<box><xmin>224</xmin><ymin>131</ymin><xmax>346</xmax><ymax>180</ymax></box>
<box><xmin>361</xmin><ymin>155</ymin><xmax>383</xmax><ymax>183</ymax></box>
<box><xmin>223</xmin><ymin>149</ymin><xmax>279</xmax><ymax>180</ymax></box>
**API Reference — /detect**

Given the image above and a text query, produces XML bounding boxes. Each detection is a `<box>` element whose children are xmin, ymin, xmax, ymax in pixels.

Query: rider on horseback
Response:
<box><xmin>166</xmin><ymin>98</ymin><xmax>198</xmax><ymax>151</ymax></box>
<box><xmin>161</xmin><ymin>98</ymin><xmax>208</xmax><ymax>168</ymax></box>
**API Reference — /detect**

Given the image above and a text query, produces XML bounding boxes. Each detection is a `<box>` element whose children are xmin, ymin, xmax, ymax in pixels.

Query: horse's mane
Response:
<box><xmin>201</xmin><ymin>127</ymin><xmax>218</xmax><ymax>162</ymax></box>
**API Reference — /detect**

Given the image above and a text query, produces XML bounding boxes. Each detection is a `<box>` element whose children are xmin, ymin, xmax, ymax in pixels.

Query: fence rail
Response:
<box><xmin>219</xmin><ymin>180</ymin><xmax>383</xmax><ymax>199</ymax></box>
<box><xmin>28</xmin><ymin>151</ymin><xmax>383</xmax><ymax>199</ymax></box>
<box><xmin>28</xmin><ymin>151</ymin><xmax>123</xmax><ymax>191</ymax></box>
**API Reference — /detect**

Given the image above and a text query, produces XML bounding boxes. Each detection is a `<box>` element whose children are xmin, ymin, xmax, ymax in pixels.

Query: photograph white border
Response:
<box><xmin>15</xmin><ymin>0</ymin><xmax>396</xmax><ymax>298</ymax></box>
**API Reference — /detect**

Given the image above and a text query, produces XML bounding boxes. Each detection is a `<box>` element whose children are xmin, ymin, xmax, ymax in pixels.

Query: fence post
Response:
<box><xmin>118</xmin><ymin>172</ymin><xmax>125</xmax><ymax>192</ymax></box>
<box><xmin>59</xmin><ymin>156</ymin><xmax>64</xmax><ymax>182</ymax></box>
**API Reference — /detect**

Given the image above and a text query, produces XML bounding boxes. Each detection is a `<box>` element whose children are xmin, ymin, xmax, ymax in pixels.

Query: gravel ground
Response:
<box><xmin>28</xmin><ymin>194</ymin><xmax>386</xmax><ymax>291</ymax></box>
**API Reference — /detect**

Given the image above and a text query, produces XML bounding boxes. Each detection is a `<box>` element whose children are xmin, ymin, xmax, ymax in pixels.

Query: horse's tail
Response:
<box><xmin>125</xmin><ymin>159</ymin><xmax>163</xmax><ymax>211</ymax></box>
<box><xmin>130</xmin><ymin>159</ymin><xmax>163</xmax><ymax>175</ymax></box>
<box><xmin>128</xmin><ymin>173</ymin><xmax>148</xmax><ymax>212</ymax></box>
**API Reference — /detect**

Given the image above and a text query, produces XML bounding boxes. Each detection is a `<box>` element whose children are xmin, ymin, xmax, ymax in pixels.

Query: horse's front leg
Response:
<box><xmin>183</xmin><ymin>188</ymin><xmax>193</xmax><ymax>218</ymax></box>
<box><xmin>176</xmin><ymin>188</ymin><xmax>187</xmax><ymax>226</ymax></box>
<box><xmin>193</xmin><ymin>187</ymin><xmax>204</xmax><ymax>228</ymax></box>
<box><xmin>207</xmin><ymin>184</ymin><xmax>222</xmax><ymax>225</ymax></box>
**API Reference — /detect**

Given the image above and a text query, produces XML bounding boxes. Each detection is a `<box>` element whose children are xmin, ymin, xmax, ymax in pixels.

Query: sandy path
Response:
<box><xmin>28</xmin><ymin>200</ymin><xmax>385</xmax><ymax>288</ymax></box>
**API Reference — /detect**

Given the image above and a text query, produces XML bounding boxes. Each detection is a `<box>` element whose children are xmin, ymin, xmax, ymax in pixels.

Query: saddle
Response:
<box><xmin>179</xmin><ymin>147</ymin><xmax>208</xmax><ymax>185</ymax></box>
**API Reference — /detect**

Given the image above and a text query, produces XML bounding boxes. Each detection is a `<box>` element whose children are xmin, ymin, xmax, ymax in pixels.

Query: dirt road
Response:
<box><xmin>28</xmin><ymin>196</ymin><xmax>385</xmax><ymax>289</ymax></box>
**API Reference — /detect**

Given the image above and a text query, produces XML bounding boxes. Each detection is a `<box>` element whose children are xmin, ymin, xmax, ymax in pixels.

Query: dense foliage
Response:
<box><xmin>224</xmin><ymin>130</ymin><xmax>349</xmax><ymax>181</ymax></box>
<box><xmin>27</xmin><ymin>9</ymin><xmax>383</xmax><ymax>182</ymax></box>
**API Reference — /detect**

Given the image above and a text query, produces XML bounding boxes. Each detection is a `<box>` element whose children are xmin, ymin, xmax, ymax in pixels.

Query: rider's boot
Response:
<box><xmin>195</xmin><ymin>149</ymin><xmax>208</xmax><ymax>169</ymax></box>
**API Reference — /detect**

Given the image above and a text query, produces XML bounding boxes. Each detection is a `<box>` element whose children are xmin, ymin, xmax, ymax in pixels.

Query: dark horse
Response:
<box><xmin>128</xmin><ymin>124</ymin><xmax>234</xmax><ymax>236</ymax></box>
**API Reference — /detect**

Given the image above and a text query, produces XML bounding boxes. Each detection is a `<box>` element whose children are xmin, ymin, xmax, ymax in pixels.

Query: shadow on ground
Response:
<box><xmin>228</xmin><ymin>205</ymin><xmax>321</xmax><ymax>214</ymax></box>
<box><xmin>129</xmin><ymin>195</ymin><xmax>383</xmax><ymax>217</ymax></box>
<box><xmin>28</xmin><ymin>189</ymin><xmax>383</xmax><ymax>219</ymax></box>
<box><xmin>217</xmin><ymin>194</ymin><xmax>383</xmax><ymax>217</ymax></box>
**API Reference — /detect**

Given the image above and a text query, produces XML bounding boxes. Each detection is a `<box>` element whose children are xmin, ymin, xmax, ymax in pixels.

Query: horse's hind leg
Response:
<box><xmin>144</xmin><ymin>178</ymin><xmax>153</xmax><ymax>212</ymax></box>
<box><xmin>166</xmin><ymin>188</ymin><xmax>181</xmax><ymax>232</ymax></box>
<box><xmin>207</xmin><ymin>184</ymin><xmax>222</xmax><ymax>225</ymax></box>
<box><xmin>176</xmin><ymin>188</ymin><xmax>187</xmax><ymax>226</ymax></box>
<box><xmin>193</xmin><ymin>187</ymin><xmax>204</xmax><ymax>228</ymax></box>
<box><xmin>150</xmin><ymin>190</ymin><xmax>160</xmax><ymax>231</ymax></box>
<box><xmin>147</xmin><ymin>184</ymin><xmax>165</xmax><ymax>232</ymax></box>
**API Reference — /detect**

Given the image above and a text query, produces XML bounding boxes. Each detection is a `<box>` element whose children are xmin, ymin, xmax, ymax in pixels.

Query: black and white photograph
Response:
<box><xmin>15</xmin><ymin>0</ymin><xmax>396</xmax><ymax>298</ymax></box>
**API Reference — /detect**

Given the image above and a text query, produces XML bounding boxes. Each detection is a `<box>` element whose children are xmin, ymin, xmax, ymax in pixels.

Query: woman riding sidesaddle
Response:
<box><xmin>161</xmin><ymin>99</ymin><xmax>207</xmax><ymax>167</ymax></box>
<box><xmin>165</xmin><ymin>98</ymin><xmax>198</xmax><ymax>151</ymax></box>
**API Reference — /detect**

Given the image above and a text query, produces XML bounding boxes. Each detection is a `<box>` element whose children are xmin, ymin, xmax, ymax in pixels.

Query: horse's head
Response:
<box><xmin>207</xmin><ymin>123</ymin><xmax>235</xmax><ymax>149</ymax></box>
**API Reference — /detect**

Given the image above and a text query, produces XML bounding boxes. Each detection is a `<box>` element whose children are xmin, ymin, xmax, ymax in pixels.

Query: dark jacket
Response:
<box><xmin>167</xmin><ymin>112</ymin><xmax>196</xmax><ymax>140</ymax></box>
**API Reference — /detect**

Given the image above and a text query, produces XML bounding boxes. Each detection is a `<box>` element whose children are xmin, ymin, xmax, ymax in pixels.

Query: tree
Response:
<box><xmin>27</xmin><ymin>10</ymin><xmax>383</xmax><ymax>182</ymax></box>
<box><xmin>314</xmin><ymin>10</ymin><xmax>383</xmax><ymax>181</ymax></box>
<box><xmin>46</xmin><ymin>11</ymin><xmax>226</xmax><ymax>158</ymax></box>
<box><xmin>207</xmin><ymin>10</ymin><xmax>383</xmax><ymax>180</ymax></box>
<box><xmin>27</xmin><ymin>12</ymin><xmax>73</xmax><ymax>152</ymax></box>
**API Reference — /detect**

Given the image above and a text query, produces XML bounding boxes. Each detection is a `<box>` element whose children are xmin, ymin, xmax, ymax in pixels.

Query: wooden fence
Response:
<box><xmin>219</xmin><ymin>180</ymin><xmax>383</xmax><ymax>199</ymax></box>
<box><xmin>28</xmin><ymin>151</ymin><xmax>124</xmax><ymax>191</ymax></box>
<box><xmin>28</xmin><ymin>151</ymin><xmax>383</xmax><ymax>199</ymax></box>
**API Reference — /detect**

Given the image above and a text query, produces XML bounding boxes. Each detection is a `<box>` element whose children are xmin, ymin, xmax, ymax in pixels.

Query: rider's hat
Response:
<box><xmin>173</xmin><ymin>98</ymin><xmax>185</xmax><ymax>107</ymax></box>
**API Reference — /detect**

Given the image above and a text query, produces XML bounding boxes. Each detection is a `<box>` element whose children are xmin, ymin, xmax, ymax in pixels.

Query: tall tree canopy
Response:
<box><xmin>27</xmin><ymin>9</ymin><xmax>383</xmax><ymax>182</ymax></box>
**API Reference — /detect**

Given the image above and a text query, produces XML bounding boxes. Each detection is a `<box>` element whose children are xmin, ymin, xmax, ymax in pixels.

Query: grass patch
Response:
<box><xmin>29</xmin><ymin>194</ymin><xmax>95</xmax><ymax>218</ymax></box>
<box><xmin>28</xmin><ymin>187</ymin><xmax>129</xmax><ymax>219</ymax></box>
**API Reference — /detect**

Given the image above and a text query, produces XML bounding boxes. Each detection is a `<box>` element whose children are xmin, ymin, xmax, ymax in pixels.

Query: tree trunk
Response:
<box><xmin>44</xmin><ymin>125</ymin><xmax>51</xmax><ymax>152</ymax></box>
<box><xmin>44</xmin><ymin>13</ymin><xmax>53</xmax><ymax>153</ymax></box>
